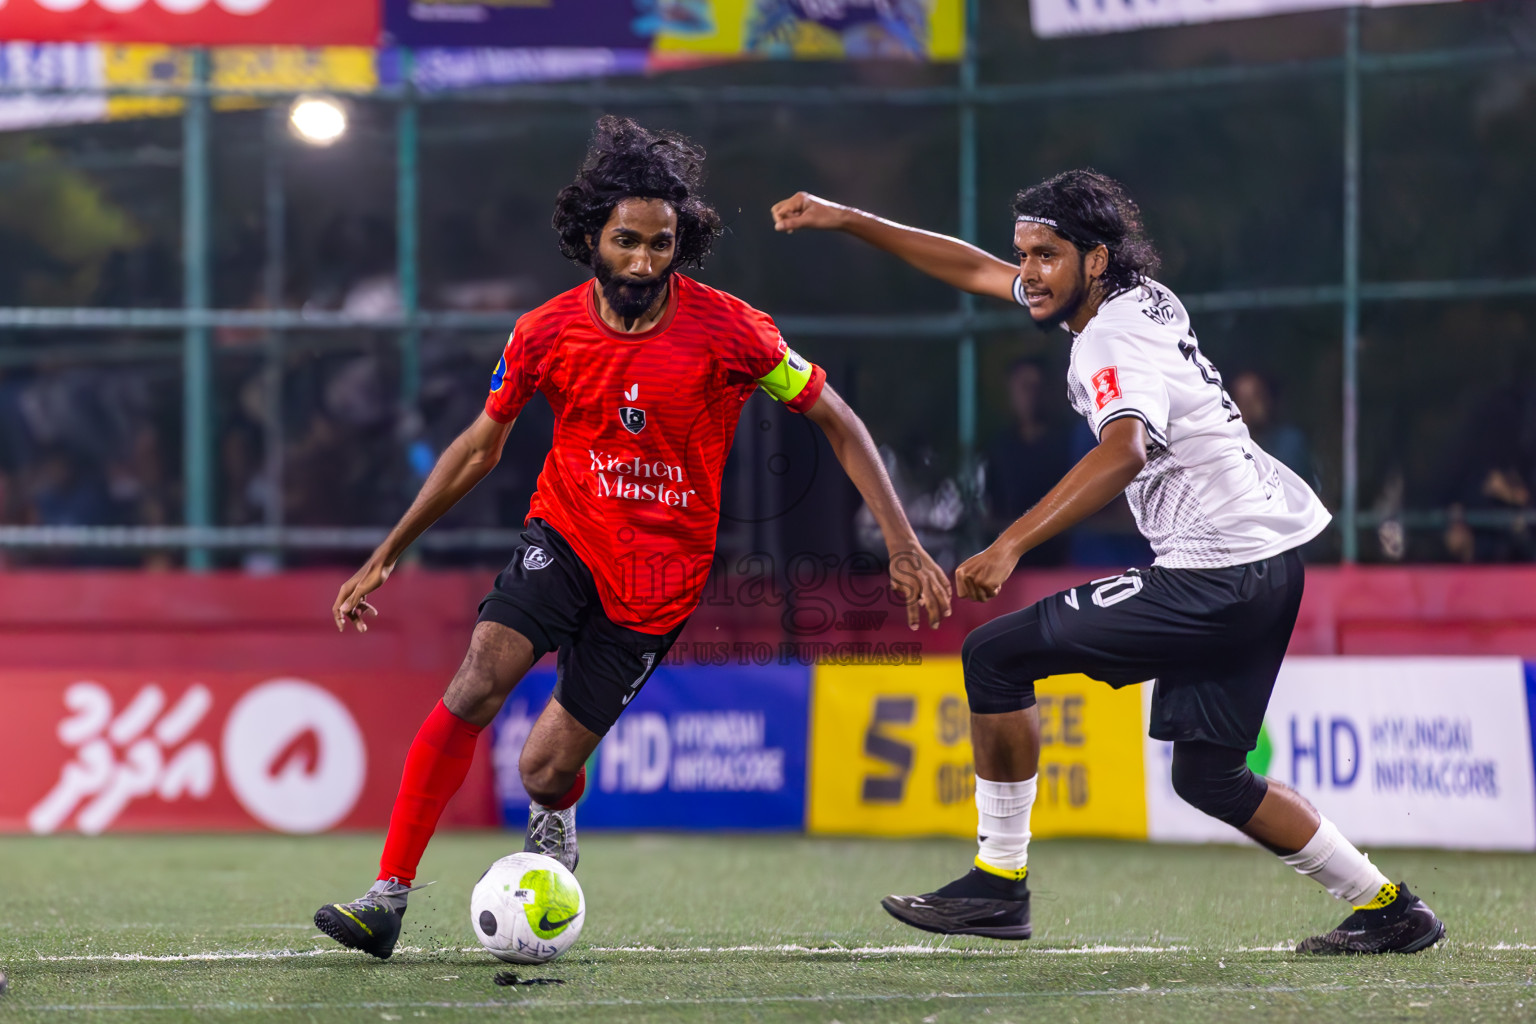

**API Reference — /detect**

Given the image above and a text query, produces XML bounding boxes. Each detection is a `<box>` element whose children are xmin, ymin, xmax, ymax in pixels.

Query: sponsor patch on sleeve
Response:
<box><xmin>1091</xmin><ymin>366</ymin><xmax>1122</xmax><ymax>410</ymax></box>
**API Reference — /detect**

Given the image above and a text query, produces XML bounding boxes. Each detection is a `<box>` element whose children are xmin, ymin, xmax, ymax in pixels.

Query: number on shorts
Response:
<box><xmin>1089</xmin><ymin>573</ymin><xmax>1144</xmax><ymax>609</ymax></box>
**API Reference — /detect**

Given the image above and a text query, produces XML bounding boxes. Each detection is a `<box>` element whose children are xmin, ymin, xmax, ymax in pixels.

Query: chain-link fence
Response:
<box><xmin>0</xmin><ymin>1</ymin><xmax>1533</xmax><ymax>570</ymax></box>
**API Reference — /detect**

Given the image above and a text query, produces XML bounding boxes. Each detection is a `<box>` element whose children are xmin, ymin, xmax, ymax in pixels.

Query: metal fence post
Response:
<box><xmin>182</xmin><ymin>48</ymin><xmax>213</xmax><ymax>571</ymax></box>
<box><xmin>397</xmin><ymin>48</ymin><xmax>421</xmax><ymax>408</ymax></box>
<box><xmin>262</xmin><ymin>103</ymin><xmax>287</xmax><ymax>567</ymax></box>
<box><xmin>1342</xmin><ymin>8</ymin><xmax>1361</xmax><ymax>563</ymax></box>
<box><xmin>957</xmin><ymin>0</ymin><xmax>980</xmax><ymax>546</ymax></box>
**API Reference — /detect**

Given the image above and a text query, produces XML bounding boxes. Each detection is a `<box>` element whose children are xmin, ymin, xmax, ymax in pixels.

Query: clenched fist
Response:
<box><xmin>954</xmin><ymin>541</ymin><xmax>1021</xmax><ymax>603</ymax></box>
<box><xmin>771</xmin><ymin>191</ymin><xmax>851</xmax><ymax>234</ymax></box>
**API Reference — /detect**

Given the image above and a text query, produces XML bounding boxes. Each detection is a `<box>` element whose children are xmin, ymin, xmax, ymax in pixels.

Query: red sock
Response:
<box><xmin>539</xmin><ymin>764</ymin><xmax>586</xmax><ymax>811</ymax></box>
<box><xmin>378</xmin><ymin>701</ymin><xmax>482</xmax><ymax>885</ymax></box>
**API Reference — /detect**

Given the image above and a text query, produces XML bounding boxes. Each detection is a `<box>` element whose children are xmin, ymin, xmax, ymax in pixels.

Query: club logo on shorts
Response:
<box><xmin>523</xmin><ymin>546</ymin><xmax>551</xmax><ymax>571</ymax></box>
<box><xmin>619</xmin><ymin>407</ymin><xmax>647</xmax><ymax>434</ymax></box>
<box><xmin>1092</xmin><ymin>366</ymin><xmax>1122</xmax><ymax>410</ymax></box>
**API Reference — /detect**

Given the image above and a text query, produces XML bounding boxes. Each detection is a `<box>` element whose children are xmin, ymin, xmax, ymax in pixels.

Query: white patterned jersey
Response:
<box><xmin>1016</xmin><ymin>276</ymin><xmax>1331</xmax><ymax>568</ymax></box>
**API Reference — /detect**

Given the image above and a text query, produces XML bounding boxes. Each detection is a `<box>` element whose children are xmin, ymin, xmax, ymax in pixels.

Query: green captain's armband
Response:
<box><xmin>756</xmin><ymin>346</ymin><xmax>815</xmax><ymax>403</ymax></box>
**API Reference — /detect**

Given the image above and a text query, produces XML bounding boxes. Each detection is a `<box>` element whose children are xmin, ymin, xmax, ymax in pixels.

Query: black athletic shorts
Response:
<box><xmin>476</xmin><ymin>518</ymin><xmax>685</xmax><ymax>737</ymax></box>
<box><xmin>963</xmin><ymin>548</ymin><xmax>1305</xmax><ymax>751</ymax></box>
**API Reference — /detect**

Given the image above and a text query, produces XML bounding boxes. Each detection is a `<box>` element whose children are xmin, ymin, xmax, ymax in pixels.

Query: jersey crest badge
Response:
<box><xmin>619</xmin><ymin>407</ymin><xmax>646</xmax><ymax>434</ymax></box>
<box><xmin>523</xmin><ymin>546</ymin><xmax>551</xmax><ymax>571</ymax></box>
<box><xmin>1091</xmin><ymin>366</ymin><xmax>1122</xmax><ymax>410</ymax></box>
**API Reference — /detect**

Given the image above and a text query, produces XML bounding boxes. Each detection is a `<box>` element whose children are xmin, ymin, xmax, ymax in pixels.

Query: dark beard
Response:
<box><xmin>593</xmin><ymin>256</ymin><xmax>672</xmax><ymax>323</ymax></box>
<box><xmin>1030</xmin><ymin>254</ymin><xmax>1091</xmax><ymax>333</ymax></box>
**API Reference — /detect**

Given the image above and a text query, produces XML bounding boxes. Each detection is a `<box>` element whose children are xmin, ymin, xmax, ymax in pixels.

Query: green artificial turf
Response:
<box><xmin>1</xmin><ymin>833</ymin><xmax>1533</xmax><ymax>1023</ymax></box>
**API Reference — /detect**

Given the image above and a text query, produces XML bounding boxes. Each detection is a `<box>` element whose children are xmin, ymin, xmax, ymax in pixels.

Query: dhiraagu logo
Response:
<box><xmin>1247</xmin><ymin>721</ymin><xmax>1273</xmax><ymax>777</ymax></box>
<box><xmin>520</xmin><ymin>868</ymin><xmax>582</xmax><ymax>939</ymax></box>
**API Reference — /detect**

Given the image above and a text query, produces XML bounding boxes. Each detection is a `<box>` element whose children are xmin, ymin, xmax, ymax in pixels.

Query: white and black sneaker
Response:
<box><xmin>524</xmin><ymin>803</ymin><xmax>579</xmax><ymax>872</ymax></box>
<box><xmin>1297</xmin><ymin>883</ymin><xmax>1446</xmax><ymax>955</ymax></box>
<box><xmin>881</xmin><ymin>868</ymin><xmax>1032</xmax><ymax>940</ymax></box>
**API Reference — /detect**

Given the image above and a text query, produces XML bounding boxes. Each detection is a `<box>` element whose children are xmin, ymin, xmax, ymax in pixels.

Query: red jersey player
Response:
<box><xmin>313</xmin><ymin>117</ymin><xmax>952</xmax><ymax>959</ymax></box>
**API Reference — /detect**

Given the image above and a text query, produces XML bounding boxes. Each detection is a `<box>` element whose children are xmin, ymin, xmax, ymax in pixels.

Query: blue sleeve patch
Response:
<box><xmin>490</xmin><ymin>354</ymin><xmax>507</xmax><ymax>393</ymax></box>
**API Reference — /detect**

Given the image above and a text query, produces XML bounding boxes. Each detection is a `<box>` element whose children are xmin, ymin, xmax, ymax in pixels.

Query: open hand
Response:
<box><xmin>771</xmin><ymin>191</ymin><xmax>849</xmax><ymax>234</ymax></box>
<box><xmin>955</xmin><ymin>542</ymin><xmax>1019</xmax><ymax>603</ymax></box>
<box><xmin>888</xmin><ymin>546</ymin><xmax>953</xmax><ymax>630</ymax></box>
<box><xmin>332</xmin><ymin>558</ymin><xmax>390</xmax><ymax>633</ymax></box>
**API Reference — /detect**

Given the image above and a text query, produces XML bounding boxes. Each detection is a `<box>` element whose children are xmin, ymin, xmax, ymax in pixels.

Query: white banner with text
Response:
<box><xmin>1145</xmin><ymin>657</ymin><xmax>1536</xmax><ymax>850</ymax></box>
<box><xmin>1032</xmin><ymin>0</ymin><xmax>1460</xmax><ymax>39</ymax></box>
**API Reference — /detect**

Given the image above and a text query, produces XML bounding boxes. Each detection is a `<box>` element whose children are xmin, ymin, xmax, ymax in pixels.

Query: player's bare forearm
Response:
<box><xmin>805</xmin><ymin>385</ymin><xmax>952</xmax><ymax>627</ymax></box>
<box><xmin>333</xmin><ymin>411</ymin><xmax>512</xmax><ymax>631</ymax></box>
<box><xmin>956</xmin><ymin>417</ymin><xmax>1148</xmax><ymax>602</ymax></box>
<box><xmin>771</xmin><ymin>192</ymin><xmax>1017</xmax><ymax>301</ymax></box>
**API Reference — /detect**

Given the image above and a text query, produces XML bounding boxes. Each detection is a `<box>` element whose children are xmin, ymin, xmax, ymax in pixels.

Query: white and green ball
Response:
<box><xmin>469</xmin><ymin>852</ymin><xmax>585</xmax><ymax>964</ymax></box>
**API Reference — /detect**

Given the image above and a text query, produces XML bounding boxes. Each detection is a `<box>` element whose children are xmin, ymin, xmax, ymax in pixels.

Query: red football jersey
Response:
<box><xmin>485</xmin><ymin>275</ymin><xmax>826</xmax><ymax>633</ymax></box>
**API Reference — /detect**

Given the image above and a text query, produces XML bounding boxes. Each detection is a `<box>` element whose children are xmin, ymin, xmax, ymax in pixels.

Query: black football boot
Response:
<box><xmin>314</xmin><ymin>878</ymin><xmax>412</xmax><ymax>960</ymax></box>
<box><xmin>880</xmin><ymin>867</ymin><xmax>1032</xmax><ymax>940</ymax></box>
<box><xmin>1296</xmin><ymin>883</ymin><xmax>1446</xmax><ymax>955</ymax></box>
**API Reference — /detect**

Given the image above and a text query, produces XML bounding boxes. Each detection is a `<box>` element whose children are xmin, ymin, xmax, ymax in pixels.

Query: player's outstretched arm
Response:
<box><xmin>332</xmin><ymin>411</ymin><xmax>514</xmax><ymax>633</ymax></box>
<box><xmin>956</xmin><ymin>417</ymin><xmax>1148</xmax><ymax>602</ymax></box>
<box><xmin>803</xmin><ymin>384</ymin><xmax>953</xmax><ymax>630</ymax></box>
<box><xmin>771</xmin><ymin>191</ymin><xmax>1019</xmax><ymax>302</ymax></box>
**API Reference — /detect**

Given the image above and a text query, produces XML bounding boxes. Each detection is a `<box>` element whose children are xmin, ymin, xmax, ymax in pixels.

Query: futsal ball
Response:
<box><xmin>470</xmin><ymin>852</ymin><xmax>586</xmax><ymax>964</ymax></box>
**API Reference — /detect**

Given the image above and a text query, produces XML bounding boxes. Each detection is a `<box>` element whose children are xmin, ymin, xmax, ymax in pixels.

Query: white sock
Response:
<box><xmin>974</xmin><ymin>775</ymin><xmax>1036</xmax><ymax>880</ymax></box>
<box><xmin>1280</xmin><ymin>816</ymin><xmax>1392</xmax><ymax>907</ymax></box>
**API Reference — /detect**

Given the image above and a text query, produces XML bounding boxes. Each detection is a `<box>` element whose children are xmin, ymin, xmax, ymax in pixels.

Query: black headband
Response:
<box><xmin>1016</xmin><ymin>213</ymin><xmax>1111</xmax><ymax>251</ymax></box>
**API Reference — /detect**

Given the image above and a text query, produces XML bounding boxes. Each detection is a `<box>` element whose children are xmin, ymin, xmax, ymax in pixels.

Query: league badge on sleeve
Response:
<box><xmin>1092</xmin><ymin>366</ymin><xmax>1122</xmax><ymax>410</ymax></box>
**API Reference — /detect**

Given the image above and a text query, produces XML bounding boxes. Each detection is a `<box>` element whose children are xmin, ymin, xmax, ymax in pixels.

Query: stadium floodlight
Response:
<box><xmin>288</xmin><ymin>96</ymin><xmax>348</xmax><ymax>146</ymax></box>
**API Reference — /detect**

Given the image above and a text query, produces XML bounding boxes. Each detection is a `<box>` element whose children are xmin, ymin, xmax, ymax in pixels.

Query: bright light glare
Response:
<box><xmin>289</xmin><ymin>97</ymin><xmax>347</xmax><ymax>146</ymax></box>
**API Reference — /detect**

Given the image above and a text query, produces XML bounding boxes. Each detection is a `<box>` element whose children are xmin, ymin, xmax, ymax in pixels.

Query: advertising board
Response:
<box><xmin>1144</xmin><ymin>657</ymin><xmax>1536</xmax><ymax>850</ymax></box>
<box><xmin>0</xmin><ymin>0</ymin><xmax>377</xmax><ymax>47</ymax></box>
<box><xmin>807</xmin><ymin>658</ymin><xmax>1146</xmax><ymax>839</ymax></box>
<box><xmin>0</xmin><ymin>670</ymin><xmax>462</xmax><ymax>834</ymax></box>
<box><xmin>1031</xmin><ymin>0</ymin><xmax>1459</xmax><ymax>39</ymax></box>
<box><xmin>490</xmin><ymin>663</ymin><xmax>810</xmax><ymax>830</ymax></box>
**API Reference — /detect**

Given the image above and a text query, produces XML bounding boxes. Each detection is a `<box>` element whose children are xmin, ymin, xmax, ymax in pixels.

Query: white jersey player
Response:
<box><xmin>1051</xmin><ymin>275</ymin><xmax>1330</xmax><ymax>568</ymax></box>
<box><xmin>772</xmin><ymin>170</ymin><xmax>1444</xmax><ymax>955</ymax></box>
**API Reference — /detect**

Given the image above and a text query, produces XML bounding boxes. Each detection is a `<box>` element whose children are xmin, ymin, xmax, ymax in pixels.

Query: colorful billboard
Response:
<box><xmin>385</xmin><ymin>0</ymin><xmax>962</xmax><ymax>61</ymax></box>
<box><xmin>807</xmin><ymin>659</ymin><xmax>1147</xmax><ymax>839</ymax></box>
<box><xmin>0</xmin><ymin>0</ymin><xmax>377</xmax><ymax>47</ymax></box>
<box><xmin>0</xmin><ymin>43</ymin><xmax>375</xmax><ymax>129</ymax></box>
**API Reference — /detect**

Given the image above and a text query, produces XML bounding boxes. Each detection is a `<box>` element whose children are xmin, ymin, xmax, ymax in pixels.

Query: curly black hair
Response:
<box><xmin>552</xmin><ymin>116</ymin><xmax>723</xmax><ymax>269</ymax></box>
<box><xmin>1012</xmin><ymin>169</ymin><xmax>1160</xmax><ymax>296</ymax></box>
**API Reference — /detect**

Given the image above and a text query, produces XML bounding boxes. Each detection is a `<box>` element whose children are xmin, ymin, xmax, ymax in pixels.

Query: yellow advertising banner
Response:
<box><xmin>808</xmin><ymin>658</ymin><xmax>1147</xmax><ymax>839</ymax></box>
<box><xmin>103</xmin><ymin>45</ymin><xmax>376</xmax><ymax>121</ymax></box>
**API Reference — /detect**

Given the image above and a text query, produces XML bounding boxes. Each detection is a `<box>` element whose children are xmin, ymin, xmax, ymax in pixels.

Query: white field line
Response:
<box><xmin>18</xmin><ymin>979</ymin><xmax>1536</xmax><ymax>1014</ymax></box>
<box><xmin>31</xmin><ymin>940</ymin><xmax>1536</xmax><ymax>963</ymax></box>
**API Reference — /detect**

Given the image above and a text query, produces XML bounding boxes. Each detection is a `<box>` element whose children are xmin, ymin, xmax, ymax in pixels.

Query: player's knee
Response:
<box><xmin>1169</xmin><ymin>740</ymin><xmax>1268</xmax><ymax>828</ymax></box>
<box><xmin>961</xmin><ymin>623</ymin><xmax>1036</xmax><ymax>714</ymax></box>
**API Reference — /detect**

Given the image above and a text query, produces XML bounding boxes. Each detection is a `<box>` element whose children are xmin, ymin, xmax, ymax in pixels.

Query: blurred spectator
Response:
<box><xmin>856</xmin><ymin>435</ymin><xmax>966</xmax><ymax>572</ymax></box>
<box><xmin>1231</xmin><ymin>370</ymin><xmax>1319</xmax><ymax>492</ymax></box>
<box><xmin>1437</xmin><ymin>385</ymin><xmax>1536</xmax><ymax>563</ymax></box>
<box><xmin>981</xmin><ymin>357</ymin><xmax>1071</xmax><ymax>566</ymax></box>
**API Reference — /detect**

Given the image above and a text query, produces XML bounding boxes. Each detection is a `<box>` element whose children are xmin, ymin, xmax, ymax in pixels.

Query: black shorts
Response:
<box><xmin>963</xmin><ymin>549</ymin><xmax>1305</xmax><ymax>751</ymax></box>
<box><xmin>476</xmin><ymin>518</ymin><xmax>685</xmax><ymax>737</ymax></box>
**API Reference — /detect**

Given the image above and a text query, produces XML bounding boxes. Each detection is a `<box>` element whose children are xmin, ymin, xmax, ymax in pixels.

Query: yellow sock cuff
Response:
<box><xmin>974</xmin><ymin>856</ymin><xmax>1028</xmax><ymax>882</ymax></box>
<box><xmin>1352</xmin><ymin>882</ymin><xmax>1398</xmax><ymax>911</ymax></box>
